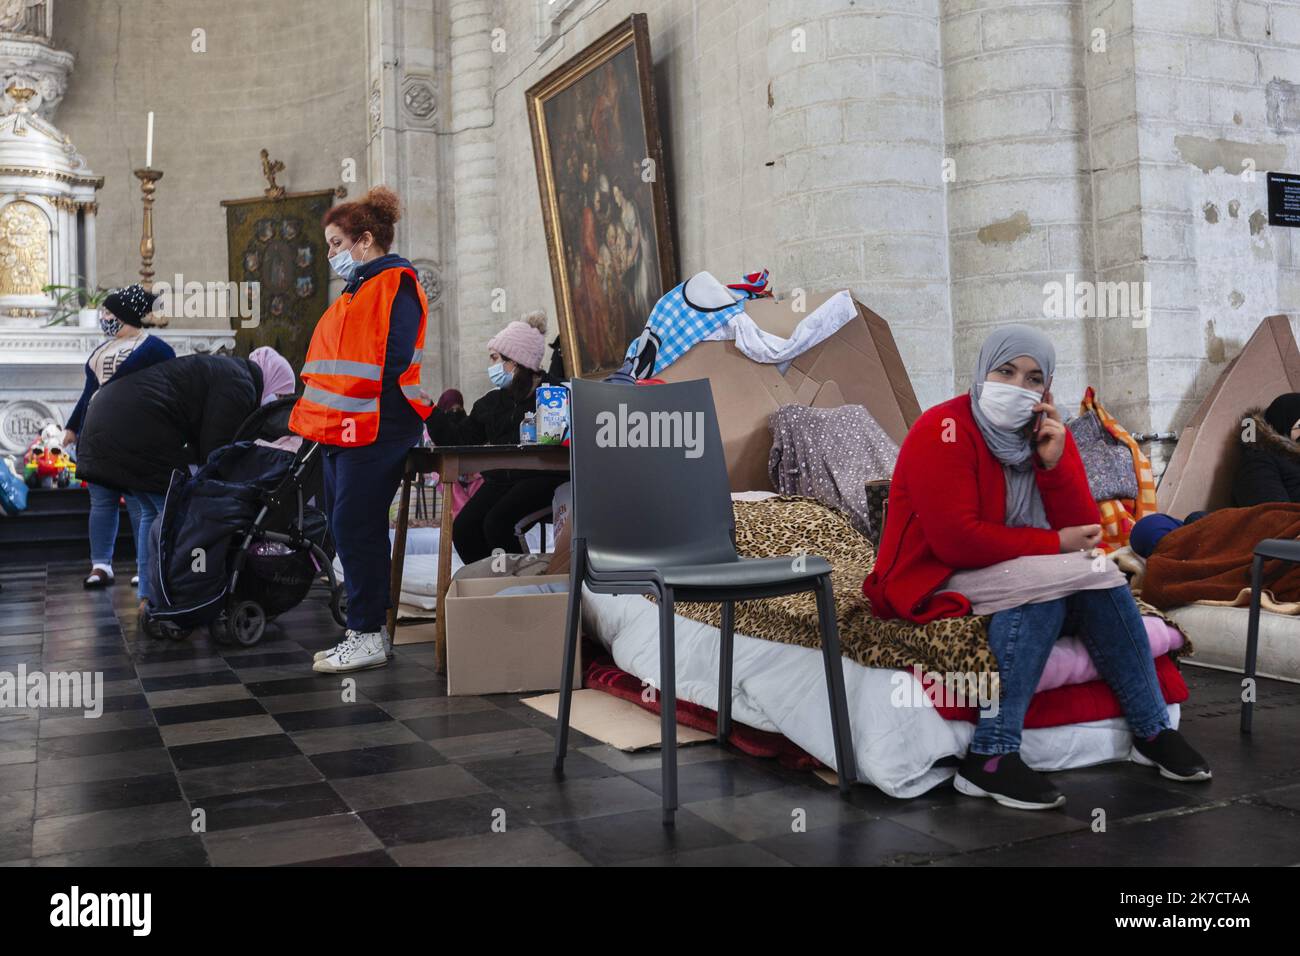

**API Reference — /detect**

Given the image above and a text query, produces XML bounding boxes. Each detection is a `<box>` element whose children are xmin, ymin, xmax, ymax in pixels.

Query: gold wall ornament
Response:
<box><xmin>260</xmin><ymin>149</ymin><xmax>286</xmax><ymax>200</ymax></box>
<box><xmin>0</xmin><ymin>199</ymin><xmax>49</xmax><ymax>295</ymax></box>
<box><xmin>133</xmin><ymin>167</ymin><xmax>163</xmax><ymax>301</ymax></box>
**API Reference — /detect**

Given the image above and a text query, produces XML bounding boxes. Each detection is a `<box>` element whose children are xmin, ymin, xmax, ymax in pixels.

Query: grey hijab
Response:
<box><xmin>968</xmin><ymin>324</ymin><xmax>1055</xmax><ymax>530</ymax></box>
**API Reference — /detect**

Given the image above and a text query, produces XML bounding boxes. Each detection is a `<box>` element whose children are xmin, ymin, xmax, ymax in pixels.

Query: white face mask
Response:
<box><xmin>978</xmin><ymin>381</ymin><xmax>1042</xmax><ymax>431</ymax></box>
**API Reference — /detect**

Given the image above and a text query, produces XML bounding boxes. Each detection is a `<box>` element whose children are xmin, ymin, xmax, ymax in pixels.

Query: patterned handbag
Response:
<box><xmin>1068</xmin><ymin>410</ymin><xmax>1139</xmax><ymax>501</ymax></box>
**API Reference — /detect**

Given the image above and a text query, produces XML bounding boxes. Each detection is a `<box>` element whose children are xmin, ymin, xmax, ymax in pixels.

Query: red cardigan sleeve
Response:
<box><xmin>905</xmin><ymin>411</ymin><xmax>1062</xmax><ymax>569</ymax></box>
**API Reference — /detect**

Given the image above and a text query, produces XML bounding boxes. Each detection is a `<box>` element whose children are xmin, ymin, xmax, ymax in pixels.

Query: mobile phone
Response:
<box><xmin>1032</xmin><ymin>376</ymin><xmax>1053</xmax><ymax>436</ymax></box>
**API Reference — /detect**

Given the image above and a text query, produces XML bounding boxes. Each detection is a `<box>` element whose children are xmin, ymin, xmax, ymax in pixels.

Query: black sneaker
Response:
<box><xmin>953</xmin><ymin>751</ymin><xmax>1066</xmax><ymax>810</ymax></box>
<box><xmin>1131</xmin><ymin>729</ymin><xmax>1212</xmax><ymax>782</ymax></box>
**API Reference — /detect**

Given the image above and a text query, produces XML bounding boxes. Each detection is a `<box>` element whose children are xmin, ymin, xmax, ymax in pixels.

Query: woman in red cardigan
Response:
<box><xmin>863</xmin><ymin>325</ymin><xmax>1209</xmax><ymax>810</ymax></box>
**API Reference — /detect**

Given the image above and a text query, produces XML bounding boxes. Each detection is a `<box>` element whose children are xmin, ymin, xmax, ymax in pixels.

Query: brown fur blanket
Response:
<box><xmin>1143</xmin><ymin>502</ymin><xmax>1300</xmax><ymax>610</ymax></box>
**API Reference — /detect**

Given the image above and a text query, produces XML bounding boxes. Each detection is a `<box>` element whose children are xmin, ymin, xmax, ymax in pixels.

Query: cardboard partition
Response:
<box><xmin>443</xmin><ymin>574</ymin><xmax>581</xmax><ymax>697</ymax></box>
<box><xmin>658</xmin><ymin>291</ymin><xmax>921</xmax><ymax>491</ymax></box>
<box><xmin>1157</xmin><ymin>315</ymin><xmax>1300</xmax><ymax>518</ymax></box>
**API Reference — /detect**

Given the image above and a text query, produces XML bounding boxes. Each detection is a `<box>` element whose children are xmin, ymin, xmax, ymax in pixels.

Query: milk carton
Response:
<box><xmin>535</xmin><ymin>384</ymin><xmax>569</xmax><ymax>445</ymax></box>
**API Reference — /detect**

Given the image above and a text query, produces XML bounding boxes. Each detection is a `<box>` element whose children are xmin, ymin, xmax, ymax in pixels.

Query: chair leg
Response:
<box><xmin>1242</xmin><ymin>553</ymin><xmax>1264</xmax><ymax>735</ymax></box>
<box><xmin>813</xmin><ymin>574</ymin><xmax>857</xmax><ymax>791</ymax></box>
<box><xmin>658</xmin><ymin>586</ymin><xmax>678</xmax><ymax>826</ymax></box>
<box><xmin>553</xmin><ymin>539</ymin><xmax>586</xmax><ymax>772</ymax></box>
<box><xmin>717</xmin><ymin>600</ymin><xmax>735</xmax><ymax>744</ymax></box>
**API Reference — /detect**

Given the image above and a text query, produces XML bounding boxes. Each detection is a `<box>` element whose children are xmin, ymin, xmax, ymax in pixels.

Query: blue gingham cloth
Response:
<box><xmin>624</xmin><ymin>277</ymin><xmax>747</xmax><ymax>378</ymax></box>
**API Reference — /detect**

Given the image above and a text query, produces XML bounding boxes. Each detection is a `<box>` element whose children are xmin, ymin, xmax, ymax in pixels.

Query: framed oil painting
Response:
<box><xmin>526</xmin><ymin>13</ymin><xmax>676</xmax><ymax>379</ymax></box>
<box><xmin>219</xmin><ymin>188</ymin><xmax>334</xmax><ymax>373</ymax></box>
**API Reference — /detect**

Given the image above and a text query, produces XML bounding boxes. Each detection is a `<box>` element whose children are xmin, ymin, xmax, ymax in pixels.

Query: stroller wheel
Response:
<box><xmin>226</xmin><ymin>600</ymin><xmax>266</xmax><ymax>647</ymax></box>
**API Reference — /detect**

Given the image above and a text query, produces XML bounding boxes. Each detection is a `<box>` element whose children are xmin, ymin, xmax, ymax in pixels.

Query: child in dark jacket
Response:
<box><xmin>424</xmin><ymin>311</ymin><xmax>565</xmax><ymax>563</ymax></box>
<box><xmin>1234</xmin><ymin>393</ymin><xmax>1300</xmax><ymax>506</ymax></box>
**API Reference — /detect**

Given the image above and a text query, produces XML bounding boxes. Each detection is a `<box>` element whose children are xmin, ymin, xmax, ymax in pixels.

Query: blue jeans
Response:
<box><xmin>129</xmin><ymin>491</ymin><xmax>167</xmax><ymax>602</ymax></box>
<box><xmin>87</xmin><ymin>483</ymin><xmax>141</xmax><ymax>569</ymax></box>
<box><xmin>970</xmin><ymin>585</ymin><xmax>1172</xmax><ymax>755</ymax></box>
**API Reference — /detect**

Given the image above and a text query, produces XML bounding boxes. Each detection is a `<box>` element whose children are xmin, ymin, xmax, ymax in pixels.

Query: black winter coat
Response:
<box><xmin>1232</xmin><ymin>407</ymin><xmax>1300</xmax><ymax>506</ymax></box>
<box><xmin>76</xmin><ymin>354</ymin><xmax>265</xmax><ymax>494</ymax></box>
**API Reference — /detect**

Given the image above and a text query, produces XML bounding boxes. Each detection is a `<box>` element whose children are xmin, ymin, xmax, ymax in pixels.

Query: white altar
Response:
<box><xmin>0</xmin><ymin>1</ymin><xmax>235</xmax><ymax>456</ymax></box>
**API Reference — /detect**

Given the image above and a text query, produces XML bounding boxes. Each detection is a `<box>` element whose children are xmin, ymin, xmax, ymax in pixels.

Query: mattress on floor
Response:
<box><xmin>580</xmin><ymin>589</ymin><xmax>1180</xmax><ymax>799</ymax></box>
<box><xmin>1166</xmin><ymin>603</ymin><xmax>1300</xmax><ymax>684</ymax></box>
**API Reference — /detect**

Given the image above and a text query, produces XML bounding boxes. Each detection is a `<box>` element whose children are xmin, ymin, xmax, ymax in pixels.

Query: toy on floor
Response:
<box><xmin>23</xmin><ymin>423</ymin><xmax>76</xmax><ymax>489</ymax></box>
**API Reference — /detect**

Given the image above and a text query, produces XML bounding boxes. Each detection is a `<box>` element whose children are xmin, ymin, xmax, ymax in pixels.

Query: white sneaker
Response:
<box><xmin>312</xmin><ymin>631</ymin><xmax>387</xmax><ymax>673</ymax></box>
<box><xmin>313</xmin><ymin>631</ymin><xmax>360</xmax><ymax>663</ymax></box>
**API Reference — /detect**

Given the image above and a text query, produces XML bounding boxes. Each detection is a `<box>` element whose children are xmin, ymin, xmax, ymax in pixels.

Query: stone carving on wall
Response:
<box><xmin>411</xmin><ymin>258</ymin><xmax>442</xmax><ymax>304</ymax></box>
<box><xmin>0</xmin><ymin>2</ymin><xmax>73</xmax><ymax>123</ymax></box>
<box><xmin>368</xmin><ymin>77</ymin><xmax>383</xmax><ymax>139</ymax></box>
<box><xmin>401</xmin><ymin>74</ymin><xmax>436</xmax><ymax>127</ymax></box>
<box><xmin>0</xmin><ymin>0</ymin><xmax>42</xmax><ymax>35</ymax></box>
<box><xmin>0</xmin><ymin>199</ymin><xmax>47</xmax><ymax>294</ymax></box>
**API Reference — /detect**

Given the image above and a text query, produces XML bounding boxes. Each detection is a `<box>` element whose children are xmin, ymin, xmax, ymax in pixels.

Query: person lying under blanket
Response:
<box><xmin>1129</xmin><ymin>391</ymin><xmax>1300</xmax><ymax>559</ymax></box>
<box><xmin>862</xmin><ymin>323</ymin><xmax>1210</xmax><ymax>811</ymax></box>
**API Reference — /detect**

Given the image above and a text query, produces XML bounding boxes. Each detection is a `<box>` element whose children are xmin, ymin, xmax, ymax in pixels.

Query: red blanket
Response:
<box><xmin>923</xmin><ymin>654</ymin><xmax>1188</xmax><ymax>725</ymax></box>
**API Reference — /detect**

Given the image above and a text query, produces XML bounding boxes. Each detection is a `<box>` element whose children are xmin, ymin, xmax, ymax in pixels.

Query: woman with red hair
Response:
<box><xmin>290</xmin><ymin>186</ymin><xmax>434</xmax><ymax>674</ymax></box>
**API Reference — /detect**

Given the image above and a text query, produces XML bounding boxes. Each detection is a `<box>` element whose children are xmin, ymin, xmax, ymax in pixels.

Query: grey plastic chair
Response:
<box><xmin>553</xmin><ymin>377</ymin><xmax>858</xmax><ymax>825</ymax></box>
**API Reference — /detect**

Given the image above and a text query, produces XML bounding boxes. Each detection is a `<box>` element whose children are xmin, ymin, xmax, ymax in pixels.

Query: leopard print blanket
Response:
<box><xmin>672</xmin><ymin>496</ymin><xmax>1187</xmax><ymax>677</ymax></box>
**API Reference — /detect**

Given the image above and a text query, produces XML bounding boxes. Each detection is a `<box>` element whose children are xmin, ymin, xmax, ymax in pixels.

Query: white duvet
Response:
<box><xmin>581</xmin><ymin>589</ymin><xmax>1180</xmax><ymax>799</ymax></box>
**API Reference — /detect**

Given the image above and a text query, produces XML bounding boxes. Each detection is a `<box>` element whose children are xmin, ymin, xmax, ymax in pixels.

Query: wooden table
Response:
<box><xmin>387</xmin><ymin>443</ymin><xmax>570</xmax><ymax>673</ymax></box>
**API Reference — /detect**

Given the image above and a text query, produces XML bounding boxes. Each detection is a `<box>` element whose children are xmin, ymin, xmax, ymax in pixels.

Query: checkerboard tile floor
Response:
<box><xmin>2</xmin><ymin>562</ymin><xmax>1300</xmax><ymax>867</ymax></box>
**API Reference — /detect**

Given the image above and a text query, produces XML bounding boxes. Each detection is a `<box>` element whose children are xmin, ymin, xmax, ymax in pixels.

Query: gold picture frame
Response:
<box><xmin>526</xmin><ymin>13</ymin><xmax>677</xmax><ymax>379</ymax></box>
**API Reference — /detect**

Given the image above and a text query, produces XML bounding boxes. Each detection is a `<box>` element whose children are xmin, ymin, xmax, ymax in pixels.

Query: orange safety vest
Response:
<box><xmin>289</xmin><ymin>266</ymin><xmax>433</xmax><ymax>447</ymax></box>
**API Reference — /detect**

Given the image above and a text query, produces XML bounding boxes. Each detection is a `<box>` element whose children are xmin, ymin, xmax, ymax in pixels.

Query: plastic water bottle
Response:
<box><xmin>520</xmin><ymin>412</ymin><xmax>537</xmax><ymax>444</ymax></box>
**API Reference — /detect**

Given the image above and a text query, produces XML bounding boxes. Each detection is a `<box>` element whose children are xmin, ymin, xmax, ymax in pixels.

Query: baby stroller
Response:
<box><xmin>140</xmin><ymin>397</ymin><xmax>347</xmax><ymax>644</ymax></box>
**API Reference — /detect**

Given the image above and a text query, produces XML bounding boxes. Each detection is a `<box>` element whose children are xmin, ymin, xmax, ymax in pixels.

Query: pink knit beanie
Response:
<box><xmin>487</xmin><ymin>310</ymin><xmax>547</xmax><ymax>372</ymax></box>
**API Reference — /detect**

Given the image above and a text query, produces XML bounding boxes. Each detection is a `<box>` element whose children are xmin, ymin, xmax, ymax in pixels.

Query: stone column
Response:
<box><xmin>767</xmin><ymin>0</ymin><xmax>952</xmax><ymax>409</ymax></box>
<box><xmin>447</xmin><ymin>0</ymin><xmax>497</xmax><ymax>396</ymax></box>
<box><xmin>941</xmin><ymin>0</ymin><xmax>1098</xmax><ymax>408</ymax></box>
<box><xmin>82</xmin><ymin>201</ymin><xmax>97</xmax><ymax>289</ymax></box>
<box><xmin>366</xmin><ymin>0</ymin><xmax>449</xmax><ymax>390</ymax></box>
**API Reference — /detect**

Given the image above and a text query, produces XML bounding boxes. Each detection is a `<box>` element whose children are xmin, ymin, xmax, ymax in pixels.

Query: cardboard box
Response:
<box><xmin>657</xmin><ymin>291</ymin><xmax>922</xmax><ymax>491</ymax></box>
<box><xmin>1157</xmin><ymin>314</ymin><xmax>1300</xmax><ymax>518</ymax></box>
<box><xmin>444</xmin><ymin>574</ymin><xmax>582</xmax><ymax>696</ymax></box>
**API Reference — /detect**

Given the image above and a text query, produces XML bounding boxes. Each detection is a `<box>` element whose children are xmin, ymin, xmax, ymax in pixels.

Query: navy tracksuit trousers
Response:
<box><xmin>321</xmin><ymin>435</ymin><xmax>416</xmax><ymax>633</ymax></box>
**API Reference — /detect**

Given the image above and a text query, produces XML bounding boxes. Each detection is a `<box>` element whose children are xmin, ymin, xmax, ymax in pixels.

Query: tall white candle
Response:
<box><xmin>146</xmin><ymin>111</ymin><xmax>154</xmax><ymax>168</ymax></box>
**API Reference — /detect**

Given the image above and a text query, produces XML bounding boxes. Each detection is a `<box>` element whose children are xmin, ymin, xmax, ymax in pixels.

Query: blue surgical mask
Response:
<box><xmin>329</xmin><ymin>247</ymin><xmax>358</xmax><ymax>281</ymax></box>
<box><xmin>487</xmin><ymin>362</ymin><xmax>513</xmax><ymax>388</ymax></box>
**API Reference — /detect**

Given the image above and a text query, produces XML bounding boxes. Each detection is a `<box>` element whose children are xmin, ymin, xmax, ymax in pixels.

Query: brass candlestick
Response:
<box><xmin>133</xmin><ymin>167</ymin><xmax>163</xmax><ymax>295</ymax></box>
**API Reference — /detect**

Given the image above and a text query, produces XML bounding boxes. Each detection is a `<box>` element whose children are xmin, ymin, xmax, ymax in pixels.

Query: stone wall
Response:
<box><xmin>50</xmin><ymin>0</ymin><xmax>1300</xmax><ymax>449</ymax></box>
<box><xmin>54</xmin><ymin>0</ymin><xmax>368</xmax><ymax>329</ymax></box>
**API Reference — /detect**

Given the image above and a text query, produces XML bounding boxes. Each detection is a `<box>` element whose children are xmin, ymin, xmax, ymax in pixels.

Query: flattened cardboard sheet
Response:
<box><xmin>522</xmin><ymin>689</ymin><xmax>713</xmax><ymax>751</ymax></box>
